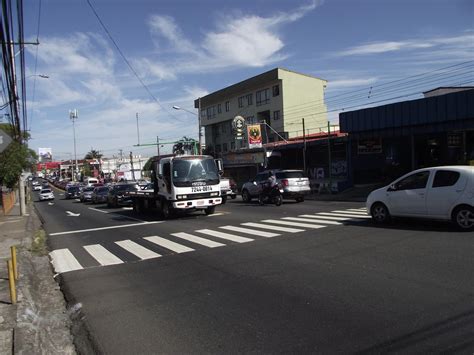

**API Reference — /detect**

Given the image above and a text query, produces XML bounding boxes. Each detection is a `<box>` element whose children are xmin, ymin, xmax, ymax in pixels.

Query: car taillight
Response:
<box><xmin>281</xmin><ymin>179</ymin><xmax>289</xmax><ymax>186</ymax></box>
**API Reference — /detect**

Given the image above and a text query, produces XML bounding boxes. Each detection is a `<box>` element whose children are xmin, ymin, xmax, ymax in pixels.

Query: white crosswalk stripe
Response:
<box><xmin>331</xmin><ymin>210</ymin><xmax>368</xmax><ymax>215</ymax></box>
<box><xmin>347</xmin><ymin>208</ymin><xmax>367</xmax><ymax>212</ymax></box>
<box><xmin>115</xmin><ymin>240</ymin><xmax>161</xmax><ymax>260</ymax></box>
<box><xmin>241</xmin><ymin>222</ymin><xmax>304</xmax><ymax>233</ymax></box>
<box><xmin>144</xmin><ymin>236</ymin><xmax>194</xmax><ymax>253</ymax></box>
<box><xmin>313</xmin><ymin>214</ymin><xmax>352</xmax><ymax>221</ymax></box>
<box><xmin>195</xmin><ymin>229</ymin><xmax>253</xmax><ymax>243</ymax></box>
<box><xmin>171</xmin><ymin>232</ymin><xmax>225</xmax><ymax>248</ymax></box>
<box><xmin>84</xmin><ymin>244</ymin><xmax>123</xmax><ymax>266</ymax></box>
<box><xmin>319</xmin><ymin>212</ymin><xmax>371</xmax><ymax>219</ymax></box>
<box><xmin>50</xmin><ymin>249</ymin><xmax>83</xmax><ymax>274</ymax></box>
<box><xmin>219</xmin><ymin>225</ymin><xmax>279</xmax><ymax>238</ymax></box>
<box><xmin>295</xmin><ymin>216</ymin><xmax>342</xmax><ymax>225</ymax></box>
<box><xmin>261</xmin><ymin>219</ymin><xmax>326</xmax><ymax>229</ymax></box>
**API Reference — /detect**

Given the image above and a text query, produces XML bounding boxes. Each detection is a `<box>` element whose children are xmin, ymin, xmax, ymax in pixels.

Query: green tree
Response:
<box><xmin>0</xmin><ymin>124</ymin><xmax>37</xmax><ymax>188</ymax></box>
<box><xmin>172</xmin><ymin>136</ymin><xmax>197</xmax><ymax>155</ymax></box>
<box><xmin>84</xmin><ymin>149</ymin><xmax>103</xmax><ymax>160</ymax></box>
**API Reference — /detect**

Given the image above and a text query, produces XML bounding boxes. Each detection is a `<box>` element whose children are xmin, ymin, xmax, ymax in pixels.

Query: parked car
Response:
<box><xmin>39</xmin><ymin>188</ymin><xmax>54</xmax><ymax>201</ymax></box>
<box><xmin>79</xmin><ymin>186</ymin><xmax>95</xmax><ymax>202</ymax></box>
<box><xmin>65</xmin><ymin>186</ymin><xmax>80</xmax><ymax>199</ymax></box>
<box><xmin>33</xmin><ymin>183</ymin><xmax>42</xmax><ymax>191</ymax></box>
<box><xmin>366</xmin><ymin>166</ymin><xmax>474</xmax><ymax>231</ymax></box>
<box><xmin>107</xmin><ymin>183</ymin><xmax>138</xmax><ymax>207</ymax></box>
<box><xmin>241</xmin><ymin>170</ymin><xmax>311</xmax><ymax>203</ymax></box>
<box><xmin>91</xmin><ymin>186</ymin><xmax>110</xmax><ymax>204</ymax></box>
<box><xmin>220</xmin><ymin>177</ymin><xmax>237</xmax><ymax>203</ymax></box>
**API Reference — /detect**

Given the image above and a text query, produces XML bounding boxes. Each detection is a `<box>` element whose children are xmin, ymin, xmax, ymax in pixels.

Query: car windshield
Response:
<box><xmin>41</xmin><ymin>189</ymin><xmax>51</xmax><ymax>193</ymax></box>
<box><xmin>172</xmin><ymin>158</ymin><xmax>219</xmax><ymax>187</ymax></box>
<box><xmin>67</xmin><ymin>186</ymin><xmax>79</xmax><ymax>192</ymax></box>
<box><xmin>84</xmin><ymin>187</ymin><xmax>95</xmax><ymax>192</ymax></box>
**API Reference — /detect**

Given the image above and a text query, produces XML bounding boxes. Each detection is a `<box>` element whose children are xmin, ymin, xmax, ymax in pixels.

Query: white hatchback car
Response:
<box><xmin>366</xmin><ymin>166</ymin><xmax>474</xmax><ymax>231</ymax></box>
<box><xmin>39</xmin><ymin>188</ymin><xmax>55</xmax><ymax>201</ymax></box>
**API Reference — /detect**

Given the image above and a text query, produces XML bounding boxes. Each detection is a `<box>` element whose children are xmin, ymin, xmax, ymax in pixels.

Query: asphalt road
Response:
<box><xmin>33</xmin><ymin>184</ymin><xmax>474</xmax><ymax>354</ymax></box>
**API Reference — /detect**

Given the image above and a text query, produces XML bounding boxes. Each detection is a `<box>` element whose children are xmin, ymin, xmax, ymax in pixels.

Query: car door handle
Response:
<box><xmin>418</xmin><ymin>192</ymin><xmax>425</xmax><ymax>196</ymax></box>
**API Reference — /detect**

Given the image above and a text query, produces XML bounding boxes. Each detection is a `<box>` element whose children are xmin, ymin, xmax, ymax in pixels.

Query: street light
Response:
<box><xmin>69</xmin><ymin>109</ymin><xmax>78</xmax><ymax>181</ymax></box>
<box><xmin>173</xmin><ymin>103</ymin><xmax>202</xmax><ymax>155</ymax></box>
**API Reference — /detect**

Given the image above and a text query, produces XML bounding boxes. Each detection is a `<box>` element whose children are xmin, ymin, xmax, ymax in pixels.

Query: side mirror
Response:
<box><xmin>157</xmin><ymin>164</ymin><xmax>163</xmax><ymax>179</ymax></box>
<box><xmin>215</xmin><ymin>159</ymin><xmax>224</xmax><ymax>175</ymax></box>
<box><xmin>387</xmin><ymin>184</ymin><xmax>396</xmax><ymax>192</ymax></box>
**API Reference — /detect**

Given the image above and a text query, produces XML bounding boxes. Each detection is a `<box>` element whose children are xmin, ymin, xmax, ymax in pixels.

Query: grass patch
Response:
<box><xmin>30</xmin><ymin>229</ymin><xmax>48</xmax><ymax>256</ymax></box>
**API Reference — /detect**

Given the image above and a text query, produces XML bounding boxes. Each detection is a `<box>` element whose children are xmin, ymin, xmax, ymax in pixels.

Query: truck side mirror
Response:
<box><xmin>157</xmin><ymin>164</ymin><xmax>163</xmax><ymax>179</ymax></box>
<box><xmin>215</xmin><ymin>159</ymin><xmax>224</xmax><ymax>175</ymax></box>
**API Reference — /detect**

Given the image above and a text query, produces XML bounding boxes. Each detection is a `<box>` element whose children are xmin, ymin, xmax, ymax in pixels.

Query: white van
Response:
<box><xmin>366</xmin><ymin>166</ymin><xmax>474</xmax><ymax>230</ymax></box>
<box><xmin>85</xmin><ymin>177</ymin><xmax>99</xmax><ymax>186</ymax></box>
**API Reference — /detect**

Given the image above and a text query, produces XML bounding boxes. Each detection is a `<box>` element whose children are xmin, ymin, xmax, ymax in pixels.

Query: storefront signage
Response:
<box><xmin>223</xmin><ymin>151</ymin><xmax>265</xmax><ymax>166</ymax></box>
<box><xmin>247</xmin><ymin>124</ymin><xmax>262</xmax><ymax>148</ymax></box>
<box><xmin>358</xmin><ymin>138</ymin><xmax>382</xmax><ymax>154</ymax></box>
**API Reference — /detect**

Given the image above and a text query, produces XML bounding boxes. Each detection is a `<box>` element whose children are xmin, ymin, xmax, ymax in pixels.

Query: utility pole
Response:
<box><xmin>69</xmin><ymin>109</ymin><xmax>78</xmax><ymax>181</ymax></box>
<box><xmin>156</xmin><ymin>136</ymin><xmax>160</xmax><ymax>156</ymax></box>
<box><xmin>130</xmin><ymin>151</ymin><xmax>136</xmax><ymax>181</ymax></box>
<box><xmin>198</xmin><ymin>98</ymin><xmax>202</xmax><ymax>154</ymax></box>
<box><xmin>136</xmin><ymin>112</ymin><xmax>140</xmax><ymax>146</ymax></box>
<box><xmin>327</xmin><ymin>122</ymin><xmax>332</xmax><ymax>193</ymax></box>
<box><xmin>302</xmin><ymin>118</ymin><xmax>306</xmax><ymax>174</ymax></box>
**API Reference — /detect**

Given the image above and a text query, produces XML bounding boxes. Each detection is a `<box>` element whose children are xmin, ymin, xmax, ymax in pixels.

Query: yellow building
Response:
<box><xmin>194</xmin><ymin>68</ymin><xmax>328</xmax><ymax>154</ymax></box>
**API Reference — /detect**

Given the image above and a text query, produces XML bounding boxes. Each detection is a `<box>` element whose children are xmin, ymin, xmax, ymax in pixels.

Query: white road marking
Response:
<box><xmin>88</xmin><ymin>207</ymin><xmax>109</xmax><ymax>214</ymax></box>
<box><xmin>48</xmin><ymin>202</ymin><xmax>54</xmax><ymax>206</ymax></box>
<box><xmin>347</xmin><ymin>208</ymin><xmax>367</xmax><ymax>212</ymax></box>
<box><xmin>206</xmin><ymin>212</ymin><xmax>225</xmax><ymax>217</ymax></box>
<box><xmin>122</xmin><ymin>207</ymin><xmax>133</xmax><ymax>210</ymax></box>
<box><xmin>319</xmin><ymin>212</ymin><xmax>371</xmax><ymax>219</ymax></box>
<box><xmin>241</xmin><ymin>222</ymin><xmax>305</xmax><ymax>233</ymax></box>
<box><xmin>49</xmin><ymin>249</ymin><xmax>83</xmax><ymax>274</ymax></box>
<box><xmin>84</xmin><ymin>244</ymin><xmax>123</xmax><ymax>266</ymax></box>
<box><xmin>261</xmin><ymin>219</ymin><xmax>326</xmax><ymax>229</ymax></box>
<box><xmin>172</xmin><ymin>232</ymin><xmax>225</xmax><ymax>248</ymax></box>
<box><xmin>313</xmin><ymin>214</ymin><xmax>352</xmax><ymax>221</ymax></box>
<box><xmin>293</xmin><ymin>216</ymin><xmax>342</xmax><ymax>225</ymax></box>
<box><xmin>115</xmin><ymin>240</ymin><xmax>161</xmax><ymax>260</ymax></box>
<box><xmin>49</xmin><ymin>221</ymin><xmax>163</xmax><ymax>236</ymax></box>
<box><xmin>195</xmin><ymin>229</ymin><xmax>253</xmax><ymax>243</ymax></box>
<box><xmin>144</xmin><ymin>236</ymin><xmax>194</xmax><ymax>253</ymax></box>
<box><xmin>219</xmin><ymin>225</ymin><xmax>279</xmax><ymax>238</ymax></box>
<box><xmin>75</xmin><ymin>199</ymin><xmax>80</xmax><ymax>202</ymax></box>
<box><xmin>331</xmin><ymin>210</ymin><xmax>368</xmax><ymax>215</ymax></box>
<box><xmin>66</xmin><ymin>211</ymin><xmax>80</xmax><ymax>217</ymax></box>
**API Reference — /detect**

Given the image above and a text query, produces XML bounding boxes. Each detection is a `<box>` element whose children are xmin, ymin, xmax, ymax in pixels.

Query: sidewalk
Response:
<box><xmin>0</xmin><ymin>195</ymin><xmax>75</xmax><ymax>354</ymax></box>
<box><xmin>306</xmin><ymin>183</ymin><xmax>384</xmax><ymax>203</ymax></box>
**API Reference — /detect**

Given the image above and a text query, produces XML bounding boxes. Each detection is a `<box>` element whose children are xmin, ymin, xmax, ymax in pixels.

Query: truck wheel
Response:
<box><xmin>242</xmin><ymin>190</ymin><xmax>251</xmax><ymax>202</ymax></box>
<box><xmin>162</xmin><ymin>201</ymin><xmax>172</xmax><ymax>219</ymax></box>
<box><xmin>221</xmin><ymin>196</ymin><xmax>227</xmax><ymax>204</ymax></box>
<box><xmin>205</xmin><ymin>206</ymin><xmax>215</xmax><ymax>215</ymax></box>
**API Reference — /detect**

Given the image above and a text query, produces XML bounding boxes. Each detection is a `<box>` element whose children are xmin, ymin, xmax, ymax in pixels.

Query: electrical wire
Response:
<box><xmin>28</xmin><ymin>0</ymin><xmax>42</xmax><ymax>133</ymax></box>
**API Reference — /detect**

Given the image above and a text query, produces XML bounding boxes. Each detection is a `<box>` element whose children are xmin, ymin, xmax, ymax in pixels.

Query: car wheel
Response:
<box><xmin>205</xmin><ymin>206</ymin><xmax>216</xmax><ymax>215</ymax></box>
<box><xmin>274</xmin><ymin>195</ymin><xmax>282</xmax><ymax>206</ymax></box>
<box><xmin>452</xmin><ymin>205</ymin><xmax>474</xmax><ymax>231</ymax></box>
<box><xmin>231</xmin><ymin>194</ymin><xmax>237</xmax><ymax>200</ymax></box>
<box><xmin>242</xmin><ymin>190</ymin><xmax>251</xmax><ymax>202</ymax></box>
<box><xmin>371</xmin><ymin>202</ymin><xmax>390</xmax><ymax>224</ymax></box>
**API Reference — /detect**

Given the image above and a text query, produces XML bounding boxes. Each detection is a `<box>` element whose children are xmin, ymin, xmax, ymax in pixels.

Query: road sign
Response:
<box><xmin>0</xmin><ymin>129</ymin><xmax>13</xmax><ymax>153</ymax></box>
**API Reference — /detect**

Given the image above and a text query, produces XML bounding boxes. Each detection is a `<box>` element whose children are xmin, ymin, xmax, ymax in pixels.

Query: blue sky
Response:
<box><xmin>20</xmin><ymin>0</ymin><xmax>474</xmax><ymax>160</ymax></box>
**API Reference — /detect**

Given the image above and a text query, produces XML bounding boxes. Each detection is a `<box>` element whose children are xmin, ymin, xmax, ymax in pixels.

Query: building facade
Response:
<box><xmin>194</xmin><ymin>68</ymin><xmax>328</xmax><ymax>155</ymax></box>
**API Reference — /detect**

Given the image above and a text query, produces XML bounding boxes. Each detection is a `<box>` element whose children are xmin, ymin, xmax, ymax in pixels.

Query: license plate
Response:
<box><xmin>197</xmin><ymin>200</ymin><xmax>204</xmax><ymax>206</ymax></box>
<box><xmin>191</xmin><ymin>186</ymin><xmax>212</xmax><ymax>193</ymax></box>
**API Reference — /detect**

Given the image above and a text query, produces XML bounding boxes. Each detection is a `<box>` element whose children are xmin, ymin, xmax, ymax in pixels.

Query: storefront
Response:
<box><xmin>340</xmin><ymin>88</ymin><xmax>474</xmax><ymax>184</ymax></box>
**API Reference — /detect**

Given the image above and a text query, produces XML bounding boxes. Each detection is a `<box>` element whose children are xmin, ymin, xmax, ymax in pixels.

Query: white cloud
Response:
<box><xmin>143</xmin><ymin>1</ymin><xmax>322</xmax><ymax>78</ymax></box>
<box><xmin>337</xmin><ymin>33</ymin><xmax>474</xmax><ymax>56</ymax></box>
<box><xmin>328</xmin><ymin>77</ymin><xmax>378</xmax><ymax>89</ymax></box>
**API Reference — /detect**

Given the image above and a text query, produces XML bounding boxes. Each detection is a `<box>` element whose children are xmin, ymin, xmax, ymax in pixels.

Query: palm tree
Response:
<box><xmin>84</xmin><ymin>149</ymin><xmax>103</xmax><ymax>160</ymax></box>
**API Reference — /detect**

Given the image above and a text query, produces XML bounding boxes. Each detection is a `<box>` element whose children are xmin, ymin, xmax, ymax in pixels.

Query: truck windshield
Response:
<box><xmin>172</xmin><ymin>158</ymin><xmax>219</xmax><ymax>187</ymax></box>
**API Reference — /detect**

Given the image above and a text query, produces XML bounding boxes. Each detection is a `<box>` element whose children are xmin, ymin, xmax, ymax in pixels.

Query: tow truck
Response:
<box><xmin>128</xmin><ymin>155</ymin><xmax>223</xmax><ymax>219</ymax></box>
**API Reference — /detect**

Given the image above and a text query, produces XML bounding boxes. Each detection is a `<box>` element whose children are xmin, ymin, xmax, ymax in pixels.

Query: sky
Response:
<box><xmin>16</xmin><ymin>0</ymin><xmax>474</xmax><ymax>160</ymax></box>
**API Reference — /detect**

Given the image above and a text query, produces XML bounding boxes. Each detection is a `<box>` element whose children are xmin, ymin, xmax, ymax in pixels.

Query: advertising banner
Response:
<box><xmin>247</xmin><ymin>124</ymin><xmax>262</xmax><ymax>149</ymax></box>
<box><xmin>357</xmin><ymin>139</ymin><xmax>382</xmax><ymax>154</ymax></box>
<box><xmin>38</xmin><ymin>147</ymin><xmax>53</xmax><ymax>162</ymax></box>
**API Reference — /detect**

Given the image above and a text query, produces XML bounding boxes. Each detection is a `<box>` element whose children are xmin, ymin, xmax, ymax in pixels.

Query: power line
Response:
<box><xmin>28</xmin><ymin>0</ymin><xmax>42</xmax><ymax>133</ymax></box>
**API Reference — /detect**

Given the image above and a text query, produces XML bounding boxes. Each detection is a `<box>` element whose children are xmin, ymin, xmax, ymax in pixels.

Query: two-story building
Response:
<box><xmin>194</xmin><ymin>68</ymin><xmax>328</xmax><ymax>155</ymax></box>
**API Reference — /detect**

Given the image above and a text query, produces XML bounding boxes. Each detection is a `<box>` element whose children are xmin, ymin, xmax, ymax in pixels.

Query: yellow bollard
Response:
<box><xmin>7</xmin><ymin>260</ymin><xmax>17</xmax><ymax>305</ymax></box>
<box><xmin>11</xmin><ymin>246</ymin><xmax>18</xmax><ymax>280</ymax></box>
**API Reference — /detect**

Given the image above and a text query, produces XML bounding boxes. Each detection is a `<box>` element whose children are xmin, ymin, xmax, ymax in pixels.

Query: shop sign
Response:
<box><xmin>247</xmin><ymin>124</ymin><xmax>262</xmax><ymax>148</ymax></box>
<box><xmin>358</xmin><ymin>138</ymin><xmax>382</xmax><ymax>154</ymax></box>
<box><xmin>223</xmin><ymin>151</ymin><xmax>265</xmax><ymax>166</ymax></box>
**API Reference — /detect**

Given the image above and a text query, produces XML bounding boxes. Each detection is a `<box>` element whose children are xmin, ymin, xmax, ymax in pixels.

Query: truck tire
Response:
<box><xmin>161</xmin><ymin>200</ymin><xmax>173</xmax><ymax>219</ymax></box>
<box><xmin>221</xmin><ymin>196</ymin><xmax>227</xmax><ymax>204</ymax></box>
<box><xmin>205</xmin><ymin>206</ymin><xmax>216</xmax><ymax>215</ymax></box>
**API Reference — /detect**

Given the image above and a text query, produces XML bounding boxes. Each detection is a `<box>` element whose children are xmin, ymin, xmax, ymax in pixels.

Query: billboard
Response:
<box><xmin>247</xmin><ymin>124</ymin><xmax>262</xmax><ymax>149</ymax></box>
<box><xmin>38</xmin><ymin>148</ymin><xmax>53</xmax><ymax>162</ymax></box>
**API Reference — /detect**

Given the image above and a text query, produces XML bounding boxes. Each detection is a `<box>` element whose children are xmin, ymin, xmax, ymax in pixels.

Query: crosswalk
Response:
<box><xmin>49</xmin><ymin>207</ymin><xmax>369</xmax><ymax>274</ymax></box>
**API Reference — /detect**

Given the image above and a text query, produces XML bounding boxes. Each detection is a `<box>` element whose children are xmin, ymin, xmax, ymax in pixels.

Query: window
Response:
<box><xmin>206</xmin><ymin>107</ymin><xmax>216</xmax><ymax>119</ymax></box>
<box><xmin>272</xmin><ymin>84</ymin><xmax>280</xmax><ymax>96</ymax></box>
<box><xmin>273</xmin><ymin>110</ymin><xmax>281</xmax><ymax>120</ymax></box>
<box><xmin>201</xmin><ymin>109</ymin><xmax>206</xmax><ymax>119</ymax></box>
<box><xmin>256</xmin><ymin>88</ymin><xmax>270</xmax><ymax>106</ymax></box>
<box><xmin>238</xmin><ymin>96</ymin><xmax>244</xmax><ymax>108</ymax></box>
<box><xmin>231</xmin><ymin>141</ymin><xmax>235</xmax><ymax>150</ymax></box>
<box><xmin>247</xmin><ymin>94</ymin><xmax>253</xmax><ymax>105</ymax></box>
<box><xmin>393</xmin><ymin>171</ymin><xmax>430</xmax><ymax>191</ymax></box>
<box><xmin>223</xmin><ymin>143</ymin><xmax>228</xmax><ymax>152</ymax></box>
<box><xmin>225</xmin><ymin>101</ymin><xmax>230</xmax><ymax>112</ymax></box>
<box><xmin>217</xmin><ymin>104</ymin><xmax>222</xmax><ymax>114</ymax></box>
<box><xmin>215</xmin><ymin>144</ymin><xmax>221</xmax><ymax>153</ymax></box>
<box><xmin>221</xmin><ymin>122</ymin><xmax>227</xmax><ymax>133</ymax></box>
<box><xmin>432</xmin><ymin>170</ymin><xmax>460</xmax><ymax>188</ymax></box>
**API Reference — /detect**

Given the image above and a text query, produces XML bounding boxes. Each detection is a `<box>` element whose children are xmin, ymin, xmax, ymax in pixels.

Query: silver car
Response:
<box><xmin>241</xmin><ymin>170</ymin><xmax>310</xmax><ymax>203</ymax></box>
